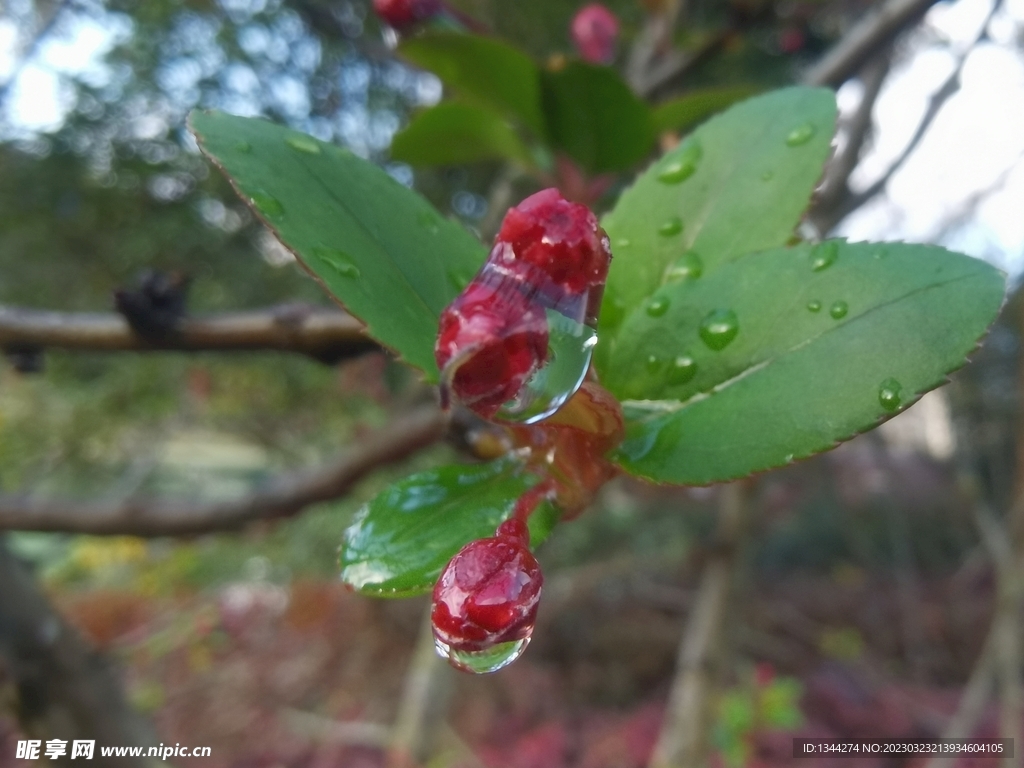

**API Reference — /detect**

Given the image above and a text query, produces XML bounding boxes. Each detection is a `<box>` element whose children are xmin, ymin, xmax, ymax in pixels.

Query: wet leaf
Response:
<box><xmin>606</xmin><ymin>241</ymin><xmax>1005</xmax><ymax>484</ymax></box>
<box><xmin>598</xmin><ymin>87</ymin><xmax>837</xmax><ymax>346</ymax></box>
<box><xmin>189</xmin><ymin>111</ymin><xmax>486</xmax><ymax>380</ymax></box>
<box><xmin>340</xmin><ymin>459</ymin><xmax>558</xmax><ymax>597</ymax></box>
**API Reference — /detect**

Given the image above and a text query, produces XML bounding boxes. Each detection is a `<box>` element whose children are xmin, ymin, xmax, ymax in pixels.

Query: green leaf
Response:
<box><xmin>339</xmin><ymin>459</ymin><xmax>559</xmax><ymax>597</ymax></box>
<box><xmin>605</xmin><ymin>241</ymin><xmax>1005</xmax><ymax>485</ymax></box>
<box><xmin>540</xmin><ymin>61</ymin><xmax>655</xmax><ymax>174</ymax></box>
<box><xmin>189</xmin><ymin>111</ymin><xmax>486</xmax><ymax>381</ymax></box>
<box><xmin>399</xmin><ymin>33</ymin><xmax>546</xmax><ymax>138</ymax></box>
<box><xmin>651</xmin><ymin>85</ymin><xmax>759</xmax><ymax>134</ymax></box>
<box><xmin>598</xmin><ymin>87</ymin><xmax>837</xmax><ymax>342</ymax></box>
<box><xmin>391</xmin><ymin>102</ymin><xmax>534</xmax><ymax>167</ymax></box>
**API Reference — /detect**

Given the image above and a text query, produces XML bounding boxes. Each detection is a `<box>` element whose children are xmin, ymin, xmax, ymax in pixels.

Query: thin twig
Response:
<box><xmin>822</xmin><ymin>0</ymin><xmax>1002</xmax><ymax>228</ymax></box>
<box><xmin>649</xmin><ymin>482</ymin><xmax>748</xmax><ymax>768</ymax></box>
<box><xmin>0</xmin><ymin>304</ymin><xmax>377</xmax><ymax>362</ymax></box>
<box><xmin>801</xmin><ymin>0</ymin><xmax>943</xmax><ymax>87</ymax></box>
<box><xmin>809</xmin><ymin>50</ymin><xmax>893</xmax><ymax>234</ymax></box>
<box><xmin>0</xmin><ymin>406</ymin><xmax>445</xmax><ymax>536</ymax></box>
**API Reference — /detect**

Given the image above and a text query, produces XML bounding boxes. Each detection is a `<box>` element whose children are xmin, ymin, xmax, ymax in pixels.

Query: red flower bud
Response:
<box><xmin>435</xmin><ymin>188</ymin><xmax>611</xmax><ymax>421</ymax></box>
<box><xmin>431</xmin><ymin>522</ymin><xmax>543</xmax><ymax>655</ymax></box>
<box><xmin>373</xmin><ymin>0</ymin><xmax>441</xmax><ymax>31</ymax></box>
<box><xmin>571</xmin><ymin>4</ymin><xmax>620</xmax><ymax>65</ymax></box>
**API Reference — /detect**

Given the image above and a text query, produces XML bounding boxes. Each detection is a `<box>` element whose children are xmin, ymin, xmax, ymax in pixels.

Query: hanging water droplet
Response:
<box><xmin>250</xmin><ymin>192</ymin><xmax>284</xmax><ymax>218</ymax></box>
<box><xmin>235</xmin><ymin>140</ymin><xmax>252</xmax><ymax>153</ymax></box>
<box><xmin>658</xmin><ymin>217</ymin><xmax>683</xmax><ymax>237</ymax></box>
<box><xmin>657</xmin><ymin>141</ymin><xmax>701</xmax><ymax>184</ymax></box>
<box><xmin>699</xmin><ymin>309</ymin><xmax>739</xmax><ymax>351</ymax></box>
<box><xmin>285</xmin><ymin>134</ymin><xmax>321</xmax><ymax>154</ymax></box>
<box><xmin>417</xmin><ymin>210</ymin><xmax>441</xmax><ymax>234</ymax></box>
<box><xmin>829</xmin><ymin>300</ymin><xmax>848</xmax><ymax>320</ymax></box>
<box><xmin>313</xmin><ymin>247</ymin><xmax>361</xmax><ymax>279</ymax></box>
<box><xmin>646</xmin><ymin>354</ymin><xmax>663</xmax><ymax>374</ymax></box>
<box><xmin>435</xmin><ymin>637</ymin><xmax>530</xmax><ymax>674</ymax></box>
<box><xmin>667</xmin><ymin>354</ymin><xmax>697</xmax><ymax>385</ymax></box>
<box><xmin>878</xmin><ymin>378</ymin><xmax>902</xmax><ymax>412</ymax></box>
<box><xmin>807</xmin><ymin>300</ymin><xmax>822</xmax><ymax>312</ymax></box>
<box><xmin>646</xmin><ymin>296</ymin><xmax>670</xmax><ymax>317</ymax></box>
<box><xmin>491</xmin><ymin>307</ymin><xmax>597</xmax><ymax>424</ymax></box>
<box><xmin>810</xmin><ymin>241</ymin><xmax>839</xmax><ymax>272</ymax></box>
<box><xmin>760</xmin><ymin>170</ymin><xmax>774</xmax><ymax>181</ymax></box>
<box><xmin>663</xmin><ymin>251</ymin><xmax>704</xmax><ymax>284</ymax></box>
<box><xmin>785</xmin><ymin>123</ymin><xmax>816</xmax><ymax>147</ymax></box>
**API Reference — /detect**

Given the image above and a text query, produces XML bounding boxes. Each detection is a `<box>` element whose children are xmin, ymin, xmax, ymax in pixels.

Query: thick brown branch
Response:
<box><xmin>801</xmin><ymin>0</ymin><xmax>942</xmax><ymax>88</ymax></box>
<box><xmin>0</xmin><ymin>540</ymin><xmax>159</xmax><ymax>767</ymax></box>
<box><xmin>0</xmin><ymin>304</ymin><xmax>378</xmax><ymax>363</ymax></box>
<box><xmin>0</xmin><ymin>406</ymin><xmax>446</xmax><ymax>536</ymax></box>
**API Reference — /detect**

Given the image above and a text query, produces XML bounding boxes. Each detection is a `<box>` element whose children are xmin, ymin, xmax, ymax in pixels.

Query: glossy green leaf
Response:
<box><xmin>189</xmin><ymin>111</ymin><xmax>486</xmax><ymax>380</ymax></box>
<box><xmin>399</xmin><ymin>33</ymin><xmax>546</xmax><ymax>138</ymax></box>
<box><xmin>598</xmin><ymin>87</ymin><xmax>837</xmax><ymax>344</ymax></box>
<box><xmin>651</xmin><ymin>85</ymin><xmax>758</xmax><ymax>134</ymax></box>
<box><xmin>340</xmin><ymin>459</ymin><xmax>559</xmax><ymax>597</ymax></box>
<box><xmin>605</xmin><ymin>241</ymin><xmax>1005</xmax><ymax>485</ymax></box>
<box><xmin>540</xmin><ymin>61</ymin><xmax>655</xmax><ymax>174</ymax></box>
<box><xmin>391</xmin><ymin>102</ymin><xmax>534</xmax><ymax>167</ymax></box>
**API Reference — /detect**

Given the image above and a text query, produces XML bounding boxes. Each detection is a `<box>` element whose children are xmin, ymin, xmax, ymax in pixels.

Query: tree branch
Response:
<box><xmin>814</xmin><ymin>0</ymin><xmax>1000</xmax><ymax>231</ymax></box>
<box><xmin>808</xmin><ymin>50</ymin><xmax>892</xmax><ymax>233</ymax></box>
<box><xmin>0</xmin><ymin>406</ymin><xmax>445</xmax><ymax>536</ymax></box>
<box><xmin>801</xmin><ymin>0</ymin><xmax>942</xmax><ymax>88</ymax></box>
<box><xmin>0</xmin><ymin>539</ymin><xmax>159</xmax><ymax>767</ymax></box>
<box><xmin>0</xmin><ymin>304</ymin><xmax>378</xmax><ymax>363</ymax></box>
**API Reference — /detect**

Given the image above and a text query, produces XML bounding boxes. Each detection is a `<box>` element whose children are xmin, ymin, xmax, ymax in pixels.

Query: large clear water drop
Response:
<box><xmin>434</xmin><ymin>637</ymin><xmax>530</xmax><ymax>674</ymax></box>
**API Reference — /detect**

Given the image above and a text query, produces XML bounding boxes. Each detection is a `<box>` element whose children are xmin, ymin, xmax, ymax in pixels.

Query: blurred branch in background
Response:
<box><xmin>0</xmin><ymin>304</ymin><xmax>378</xmax><ymax>364</ymax></box>
<box><xmin>0</xmin><ymin>538</ymin><xmax>158</xmax><ymax>768</ymax></box>
<box><xmin>811</xmin><ymin>0</ymin><xmax>1004</xmax><ymax>234</ymax></box>
<box><xmin>0</xmin><ymin>406</ymin><xmax>445</xmax><ymax>536</ymax></box>
<box><xmin>649</xmin><ymin>482</ymin><xmax>749</xmax><ymax>768</ymax></box>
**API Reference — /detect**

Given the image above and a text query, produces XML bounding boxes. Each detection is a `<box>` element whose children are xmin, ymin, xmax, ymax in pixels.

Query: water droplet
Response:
<box><xmin>829</xmin><ymin>300</ymin><xmax>848</xmax><ymax>320</ymax></box>
<box><xmin>699</xmin><ymin>309</ymin><xmax>739</xmax><ymax>351</ymax></box>
<box><xmin>435</xmin><ymin>638</ymin><xmax>530</xmax><ymax>674</ymax></box>
<box><xmin>663</xmin><ymin>251</ymin><xmax>704</xmax><ymax>283</ymax></box>
<box><xmin>417</xmin><ymin>210</ymin><xmax>441</xmax><ymax>234</ymax></box>
<box><xmin>878</xmin><ymin>378</ymin><xmax>902</xmax><ymax>412</ymax></box>
<box><xmin>615</xmin><ymin>238</ymin><xmax>631</xmax><ymax>249</ymax></box>
<box><xmin>250</xmin><ymin>192</ymin><xmax>283</xmax><ymax>218</ymax></box>
<box><xmin>873</xmin><ymin>251</ymin><xmax>885</xmax><ymax>260</ymax></box>
<box><xmin>667</xmin><ymin>354</ymin><xmax>697</xmax><ymax>385</ymax></box>
<box><xmin>658</xmin><ymin>217</ymin><xmax>683</xmax><ymax>237</ymax></box>
<box><xmin>658</xmin><ymin>160</ymin><xmax>696</xmax><ymax>184</ymax></box>
<box><xmin>313</xmin><ymin>247</ymin><xmax>361</xmax><ymax>278</ymax></box>
<box><xmin>761</xmin><ymin>170</ymin><xmax>774</xmax><ymax>181</ymax></box>
<box><xmin>784</xmin><ymin>453</ymin><xmax>794</xmax><ymax>463</ymax></box>
<box><xmin>810</xmin><ymin>241</ymin><xmax>839</xmax><ymax>272</ymax></box>
<box><xmin>285</xmin><ymin>134</ymin><xmax>321</xmax><ymax>154</ymax></box>
<box><xmin>786</xmin><ymin>123</ymin><xmax>816</xmax><ymax>147</ymax></box>
<box><xmin>235</xmin><ymin>140</ymin><xmax>252</xmax><ymax>153</ymax></box>
<box><xmin>646</xmin><ymin>355</ymin><xmax>663</xmax><ymax>374</ymax></box>
<box><xmin>646</xmin><ymin>296</ymin><xmax>670</xmax><ymax>317</ymax></box>
<box><xmin>490</xmin><ymin>307</ymin><xmax>597</xmax><ymax>425</ymax></box>
<box><xmin>657</xmin><ymin>141</ymin><xmax>701</xmax><ymax>184</ymax></box>
<box><xmin>807</xmin><ymin>300</ymin><xmax>822</xmax><ymax>312</ymax></box>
